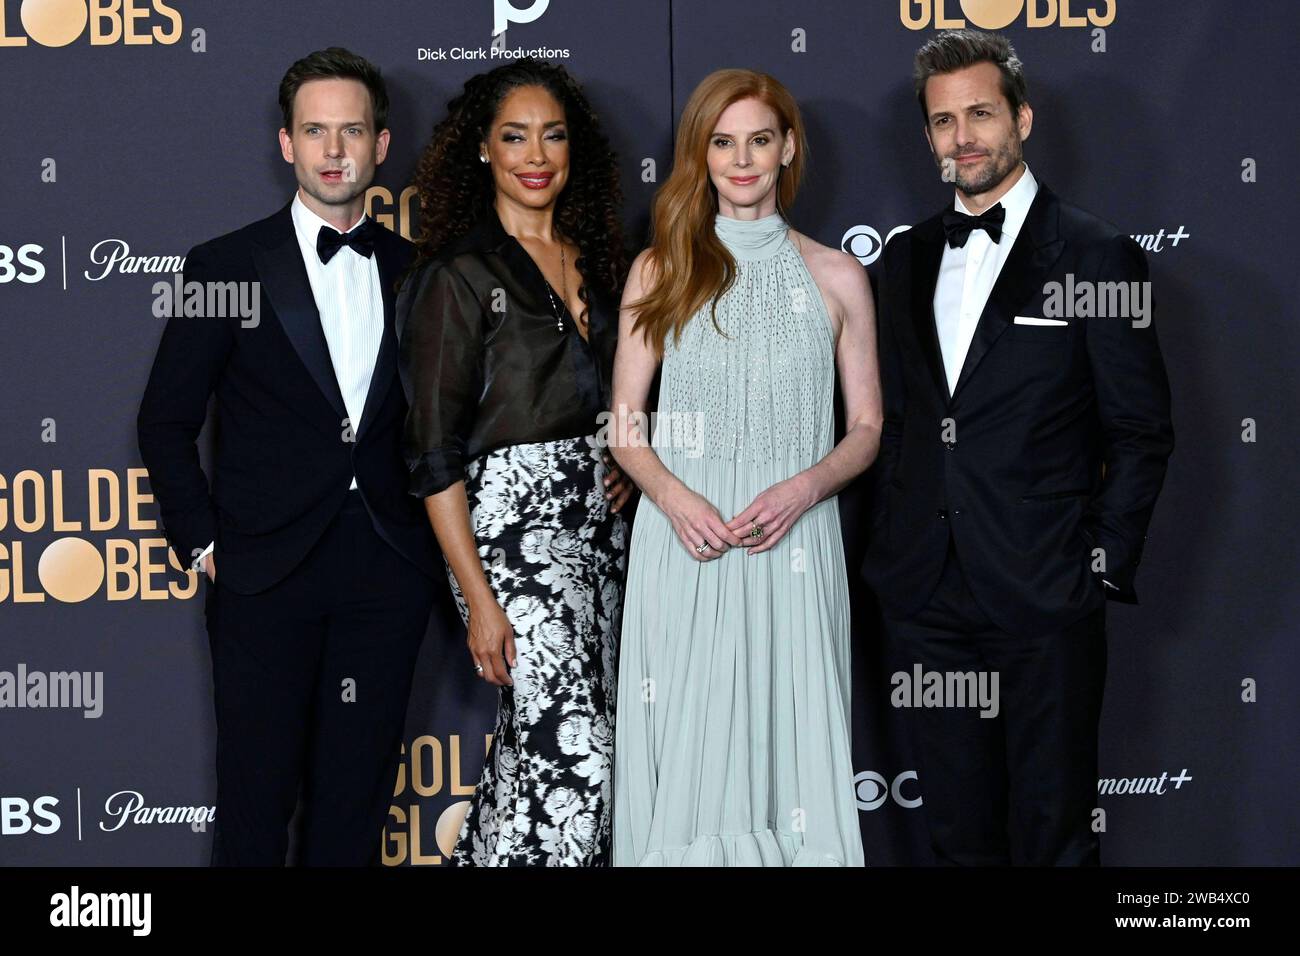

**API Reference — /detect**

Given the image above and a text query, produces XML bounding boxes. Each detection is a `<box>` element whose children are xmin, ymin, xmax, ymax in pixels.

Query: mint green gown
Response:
<box><xmin>612</xmin><ymin>212</ymin><xmax>864</xmax><ymax>866</ymax></box>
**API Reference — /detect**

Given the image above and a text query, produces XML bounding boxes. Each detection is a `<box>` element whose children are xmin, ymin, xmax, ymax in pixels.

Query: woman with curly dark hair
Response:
<box><xmin>395</xmin><ymin>57</ymin><xmax>633</xmax><ymax>866</ymax></box>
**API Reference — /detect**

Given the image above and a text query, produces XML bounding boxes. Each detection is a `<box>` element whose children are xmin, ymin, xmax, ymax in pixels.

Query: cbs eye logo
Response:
<box><xmin>0</xmin><ymin>0</ymin><xmax>183</xmax><ymax>48</ymax></box>
<box><xmin>854</xmin><ymin>770</ymin><xmax>923</xmax><ymax>810</ymax></box>
<box><xmin>842</xmin><ymin>225</ymin><xmax>914</xmax><ymax>266</ymax></box>
<box><xmin>901</xmin><ymin>0</ymin><xmax>1116</xmax><ymax>30</ymax></box>
<box><xmin>842</xmin><ymin>226</ymin><xmax>883</xmax><ymax>266</ymax></box>
<box><xmin>0</xmin><ymin>244</ymin><xmax>45</xmax><ymax>284</ymax></box>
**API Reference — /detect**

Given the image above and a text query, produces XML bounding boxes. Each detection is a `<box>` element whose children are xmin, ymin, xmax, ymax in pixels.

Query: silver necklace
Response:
<box><xmin>544</xmin><ymin>245</ymin><xmax>568</xmax><ymax>333</ymax></box>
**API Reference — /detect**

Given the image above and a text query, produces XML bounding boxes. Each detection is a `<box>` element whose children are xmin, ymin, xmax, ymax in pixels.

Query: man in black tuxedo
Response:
<box><xmin>864</xmin><ymin>30</ymin><xmax>1174</xmax><ymax>865</ymax></box>
<box><xmin>137</xmin><ymin>48</ymin><xmax>438</xmax><ymax>865</ymax></box>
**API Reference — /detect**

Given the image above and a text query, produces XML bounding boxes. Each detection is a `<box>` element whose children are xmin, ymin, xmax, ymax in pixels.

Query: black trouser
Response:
<box><xmin>884</xmin><ymin>538</ymin><xmax>1107</xmax><ymax>866</ymax></box>
<box><xmin>203</xmin><ymin>490</ymin><xmax>435</xmax><ymax>866</ymax></box>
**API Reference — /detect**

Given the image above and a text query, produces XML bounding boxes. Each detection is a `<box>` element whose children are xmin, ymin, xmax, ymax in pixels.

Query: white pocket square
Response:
<box><xmin>1014</xmin><ymin>315</ymin><xmax>1068</xmax><ymax>326</ymax></box>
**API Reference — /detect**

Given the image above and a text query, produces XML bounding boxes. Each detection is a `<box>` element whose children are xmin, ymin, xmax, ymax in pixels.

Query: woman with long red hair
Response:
<box><xmin>609</xmin><ymin>69</ymin><xmax>882</xmax><ymax>866</ymax></box>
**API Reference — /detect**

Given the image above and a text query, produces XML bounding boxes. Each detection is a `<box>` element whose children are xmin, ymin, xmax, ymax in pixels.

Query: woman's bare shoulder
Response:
<box><xmin>788</xmin><ymin>228</ymin><xmax>869</xmax><ymax>317</ymax></box>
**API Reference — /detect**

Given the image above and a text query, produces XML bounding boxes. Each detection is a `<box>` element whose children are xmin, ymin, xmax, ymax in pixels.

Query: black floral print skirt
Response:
<box><xmin>447</xmin><ymin>435</ymin><xmax>626</xmax><ymax>866</ymax></box>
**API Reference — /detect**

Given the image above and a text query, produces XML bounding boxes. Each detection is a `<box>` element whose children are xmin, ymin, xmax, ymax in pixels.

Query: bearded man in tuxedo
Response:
<box><xmin>864</xmin><ymin>29</ymin><xmax>1174</xmax><ymax>865</ymax></box>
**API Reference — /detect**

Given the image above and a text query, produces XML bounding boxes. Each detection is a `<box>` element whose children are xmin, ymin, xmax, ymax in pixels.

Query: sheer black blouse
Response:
<box><xmin>396</xmin><ymin>207</ymin><xmax>619</xmax><ymax>498</ymax></box>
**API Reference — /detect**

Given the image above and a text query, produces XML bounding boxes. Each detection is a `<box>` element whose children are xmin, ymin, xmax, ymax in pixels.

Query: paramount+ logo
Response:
<box><xmin>901</xmin><ymin>0</ymin><xmax>1116</xmax><ymax>30</ymax></box>
<box><xmin>0</xmin><ymin>0</ymin><xmax>183</xmax><ymax>47</ymax></box>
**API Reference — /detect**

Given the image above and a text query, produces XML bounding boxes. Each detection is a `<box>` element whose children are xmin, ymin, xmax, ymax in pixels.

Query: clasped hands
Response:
<box><xmin>663</xmin><ymin>473</ymin><xmax>817</xmax><ymax>561</ymax></box>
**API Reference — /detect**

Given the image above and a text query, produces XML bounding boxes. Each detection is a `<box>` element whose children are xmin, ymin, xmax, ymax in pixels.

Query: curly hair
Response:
<box><xmin>408</xmin><ymin>57</ymin><xmax>627</xmax><ymax>309</ymax></box>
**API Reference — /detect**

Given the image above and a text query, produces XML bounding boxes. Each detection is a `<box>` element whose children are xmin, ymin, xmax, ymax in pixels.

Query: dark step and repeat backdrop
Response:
<box><xmin>1</xmin><ymin>0</ymin><xmax>1296</xmax><ymax>865</ymax></box>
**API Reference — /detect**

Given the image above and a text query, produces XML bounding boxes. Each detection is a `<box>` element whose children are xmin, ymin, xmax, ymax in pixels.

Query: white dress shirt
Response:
<box><xmin>198</xmin><ymin>192</ymin><xmax>384</xmax><ymax>566</ymax></box>
<box><xmin>933</xmin><ymin>162</ymin><xmax>1039</xmax><ymax>394</ymax></box>
<box><xmin>929</xmin><ymin>166</ymin><xmax>1115</xmax><ymax>592</ymax></box>
<box><xmin>290</xmin><ymin>191</ymin><xmax>385</xmax><ymax>480</ymax></box>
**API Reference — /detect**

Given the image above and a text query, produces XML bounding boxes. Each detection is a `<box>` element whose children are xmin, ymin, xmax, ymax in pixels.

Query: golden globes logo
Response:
<box><xmin>366</xmin><ymin>185</ymin><xmax>418</xmax><ymax>242</ymax></box>
<box><xmin>0</xmin><ymin>0</ymin><xmax>182</xmax><ymax>47</ymax></box>
<box><xmin>383</xmin><ymin>734</ymin><xmax>488</xmax><ymax>865</ymax></box>
<box><xmin>0</xmin><ymin>468</ymin><xmax>197</xmax><ymax>603</ymax></box>
<box><xmin>901</xmin><ymin>0</ymin><xmax>1116</xmax><ymax>29</ymax></box>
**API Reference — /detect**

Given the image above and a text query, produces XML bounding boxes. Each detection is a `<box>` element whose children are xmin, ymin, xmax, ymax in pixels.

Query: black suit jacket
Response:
<box><xmin>863</xmin><ymin>183</ymin><xmax>1174</xmax><ymax>636</ymax></box>
<box><xmin>137</xmin><ymin>201</ymin><xmax>439</xmax><ymax>594</ymax></box>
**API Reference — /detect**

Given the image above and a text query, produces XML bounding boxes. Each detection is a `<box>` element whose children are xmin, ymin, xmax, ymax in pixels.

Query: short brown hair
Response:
<box><xmin>913</xmin><ymin>29</ymin><xmax>1028</xmax><ymax>123</ymax></box>
<box><xmin>279</xmin><ymin>47</ymin><xmax>389</xmax><ymax>132</ymax></box>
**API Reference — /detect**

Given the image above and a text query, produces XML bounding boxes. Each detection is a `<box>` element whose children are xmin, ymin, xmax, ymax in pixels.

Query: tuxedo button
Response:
<box><xmin>936</xmin><ymin>509</ymin><xmax>948</xmax><ymax>519</ymax></box>
<box><xmin>944</xmin><ymin>441</ymin><xmax>955</xmax><ymax>450</ymax></box>
<box><xmin>952</xmin><ymin>509</ymin><xmax>962</xmax><ymax>516</ymax></box>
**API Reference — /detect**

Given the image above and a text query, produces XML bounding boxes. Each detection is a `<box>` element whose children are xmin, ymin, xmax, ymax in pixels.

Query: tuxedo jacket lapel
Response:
<box><xmin>909</xmin><ymin>216</ymin><xmax>951</xmax><ymax>405</ymax></box>
<box><xmin>252</xmin><ymin>203</ymin><xmax>348</xmax><ymax>421</ymax></box>
<box><xmin>353</xmin><ymin>232</ymin><xmax>402</xmax><ymax>444</ymax></box>
<box><xmin>950</xmin><ymin>184</ymin><xmax>1066</xmax><ymax>400</ymax></box>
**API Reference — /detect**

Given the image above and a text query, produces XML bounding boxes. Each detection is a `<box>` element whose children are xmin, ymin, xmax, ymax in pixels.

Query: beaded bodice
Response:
<box><xmin>656</xmin><ymin>212</ymin><xmax>835</xmax><ymax>468</ymax></box>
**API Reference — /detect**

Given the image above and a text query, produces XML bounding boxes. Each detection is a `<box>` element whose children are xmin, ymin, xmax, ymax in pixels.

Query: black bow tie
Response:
<box><xmin>941</xmin><ymin>203</ymin><xmax>1006</xmax><ymax>249</ymax></box>
<box><xmin>316</xmin><ymin>219</ymin><xmax>377</xmax><ymax>264</ymax></box>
